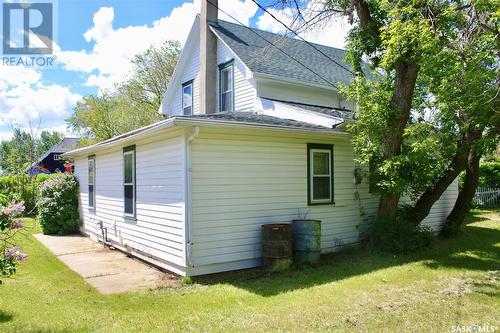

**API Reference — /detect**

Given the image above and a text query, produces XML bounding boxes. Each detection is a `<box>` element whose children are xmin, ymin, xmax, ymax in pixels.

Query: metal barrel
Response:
<box><xmin>261</xmin><ymin>223</ymin><xmax>292</xmax><ymax>269</ymax></box>
<box><xmin>292</xmin><ymin>219</ymin><xmax>321</xmax><ymax>264</ymax></box>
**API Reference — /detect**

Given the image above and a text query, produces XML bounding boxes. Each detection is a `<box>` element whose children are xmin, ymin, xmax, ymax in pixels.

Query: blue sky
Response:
<box><xmin>0</xmin><ymin>0</ymin><xmax>349</xmax><ymax>140</ymax></box>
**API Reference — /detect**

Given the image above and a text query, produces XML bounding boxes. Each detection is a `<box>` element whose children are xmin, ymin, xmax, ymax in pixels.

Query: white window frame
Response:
<box><xmin>88</xmin><ymin>157</ymin><xmax>96</xmax><ymax>210</ymax></box>
<box><xmin>182</xmin><ymin>80</ymin><xmax>193</xmax><ymax>115</ymax></box>
<box><xmin>219</xmin><ymin>61</ymin><xmax>234</xmax><ymax>112</ymax></box>
<box><xmin>308</xmin><ymin>145</ymin><xmax>334</xmax><ymax>205</ymax></box>
<box><xmin>53</xmin><ymin>154</ymin><xmax>61</xmax><ymax>161</ymax></box>
<box><xmin>123</xmin><ymin>148</ymin><xmax>136</xmax><ymax>217</ymax></box>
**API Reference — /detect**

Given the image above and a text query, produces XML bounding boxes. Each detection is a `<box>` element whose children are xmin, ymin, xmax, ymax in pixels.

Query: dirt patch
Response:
<box><xmin>435</xmin><ymin>271</ymin><xmax>500</xmax><ymax>297</ymax></box>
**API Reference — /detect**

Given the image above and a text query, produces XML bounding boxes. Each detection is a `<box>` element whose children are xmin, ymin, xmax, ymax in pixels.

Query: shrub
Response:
<box><xmin>38</xmin><ymin>174</ymin><xmax>81</xmax><ymax>235</ymax></box>
<box><xmin>0</xmin><ymin>174</ymin><xmax>53</xmax><ymax>215</ymax></box>
<box><xmin>478</xmin><ymin>161</ymin><xmax>500</xmax><ymax>188</ymax></box>
<box><xmin>459</xmin><ymin>160</ymin><xmax>500</xmax><ymax>190</ymax></box>
<box><xmin>367</xmin><ymin>206</ymin><xmax>435</xmax><ymax>254</ymax></box>
<box><xmin>1</xmin><ymin>201</ymin><xmax>27</xmax><ymax>281</ymax></box>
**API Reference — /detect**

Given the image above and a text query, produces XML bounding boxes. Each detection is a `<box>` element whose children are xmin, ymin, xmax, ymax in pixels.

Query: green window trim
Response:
<box><xmin>182</xmin><ymin>79</ymin><xmax>194</xmax><ymax>115</ymax></box>
<box><xmin>307</xmin><ymin>143</ymin><xmax>335</xmax><ymax>206</ymax></box>
<box><xmin>123</xmin><ymin>145</ymin><xmax>136</xmax><ymax>218</ymax></box>
<box><xmin>218</xmin><ymin>59</ymin><xmax>234</xmax><ymax>113</ymax></box>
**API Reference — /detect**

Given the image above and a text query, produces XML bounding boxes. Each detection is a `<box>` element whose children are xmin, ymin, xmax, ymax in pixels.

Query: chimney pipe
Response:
<box><xmin>199</xmin><ymin>0</ymin><xmax>218</xmax><ymax>114</ymax></box>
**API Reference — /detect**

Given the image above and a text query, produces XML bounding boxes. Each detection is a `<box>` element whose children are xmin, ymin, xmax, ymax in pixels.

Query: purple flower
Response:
<box><xmin>4</xmin><ymin>246</ymin><xmax>20</xmax><ymax>258</ymax></box>
<box><xmin>2</xmin><ymin>201</ymin><xmax>25</xmax><ymax>217</ymax></box>
<box><xmin>11</xmin><ymin>219</ymin><xmax>23</xmax><ymax>229</ymax></box>
<box><xmin>17</xmin><ymin>253</ymin><xmax>28</xmax><ymax>261</ymax></box>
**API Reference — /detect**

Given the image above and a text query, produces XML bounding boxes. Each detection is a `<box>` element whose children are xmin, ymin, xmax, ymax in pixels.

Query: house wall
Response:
<box><xmin>255</xmin><ymin>79</ymin><xmax>355</xmax><ymax>111</ymax></box>
<box><xmin>38</xmin><ymin>152</ymin><xmax>66</xmax><ymax>173</ymax></box>
<box><xmin>165</xmin><ymin>30</ymin><xmax>256</xmax><ymax>116</ymax></box>
<box><xmin>73</xmin><ymin>128</ymin><xmax>188</xmax><ymax>275</ymax></box>
<box><xmin>214</xmin><ymin>38</ymin><xmax>256</xmax><ymax>113</ymax></box>
<box><xmin>188</xmin><ymin>127</ymin><xmax>458</xmax><ymax>275</ymax></box>
<box><xmin>168</xmin><ymin>41</ymin><xmax>201</xmax><ymax>116</ymax></box>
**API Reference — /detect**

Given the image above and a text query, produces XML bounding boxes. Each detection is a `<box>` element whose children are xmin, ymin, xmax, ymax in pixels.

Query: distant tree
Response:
<box><xmin>67</xmin><ymin>40</ymin><xmax>181</xmax><ymax>143</ymax></box>
<box><xmin>37</xmin><ymin>131</ymin><xmax>63</xmax><ymax>158</ymax></box>
<box><xmin>0</xmin><ymin>129</ymin><xmax>65</xmax><ymax>176</ymax></box>
<box><xmin>118</xmin><ymin>40</ymin><xmax>180</xmax><ymax>113</ymax></box>
<box><xmin>0</xmin><ymin>129</ymin><xmax>35</xmax><ymax>175</ymax></box>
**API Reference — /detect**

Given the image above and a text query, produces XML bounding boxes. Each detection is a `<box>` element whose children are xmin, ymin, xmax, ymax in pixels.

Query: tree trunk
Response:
<box><xmin>441</xmin><ymin>145</ymin><xmax>481</xmax><ymax>235</ymax></box>
<box><xmin>410</xmin><ymin>126</ymin><xmax>483</xmax><ymax>225</ymax></box>
<box><xmin>377</xmin><ymin>61</ymin><xmax>420</xmax><ymax>221</ymax></box>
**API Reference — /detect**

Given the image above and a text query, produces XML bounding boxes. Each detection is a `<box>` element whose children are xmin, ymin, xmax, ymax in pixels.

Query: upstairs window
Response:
<box><xmin>182</xmin><ymin>80</ymin><xmax>193</xmax><ymax>115</ymax></box>
<box><xmin>53</xmin><ymin>154</ymin><xmax>61</xmax><ymax>161</ymax></box>
<box><xmin>219</xmin><ymin>60</ymin><xmax>234</xmax><ymax>112</ymax></box>
<box><xmin>307</xmin><ymin>144</ymin><xmax>334</xmax><ymax>205</ymax></box>
<box><xmin>123</xmin><ymin>146</ymin><xmax>136</xmax><ymax>217</ymax></box>
<box><xmin>88</xmin><ymin>156</ymin><xmax>96</xmax><ymax>210</ymax></box>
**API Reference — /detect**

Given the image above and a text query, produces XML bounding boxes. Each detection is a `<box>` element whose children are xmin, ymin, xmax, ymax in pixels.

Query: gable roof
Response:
<box><xmin>28</xmin><ymin>137</ymin><xmax>79</xmax><ymax>169</ymax></box>
<box><xmin>210</xmin><ymin>20</ymin><xmax>360</xmax><ymax>89</ymax></box>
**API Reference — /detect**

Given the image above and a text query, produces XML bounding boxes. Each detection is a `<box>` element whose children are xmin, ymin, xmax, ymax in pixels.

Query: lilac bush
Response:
<box><xmin>38</xmin><ymin>174</ymin><xmax>81</xmax><ymax>235</ymax></box>
<box><xmin>0</xmin><ymin>201</ymin><xmax>27</xmax><ymax>282</ymax></box>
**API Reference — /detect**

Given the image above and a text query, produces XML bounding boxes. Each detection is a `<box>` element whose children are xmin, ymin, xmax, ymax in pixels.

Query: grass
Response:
<box><xmin>0</xmin><ymin>209</ymin><xmax>499</xmax><ymax>332</ymax></box>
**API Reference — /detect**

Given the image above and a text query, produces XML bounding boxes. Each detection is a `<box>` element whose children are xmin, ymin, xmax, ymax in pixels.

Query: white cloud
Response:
<box><xmin>256</xmin><ymin>1</ymin><xmax>351</xmax><ymax>49</ymax></box>
<box><xmin>0</xmin><ymin>65</ymin><xmax>41</xmax><ymax>88</ymax></box>
<box><xmin>218</xmin><ymin>0</ymin><xmax>258</xmax><ymax>25</ymax></box>
<box><xmin>55</xmin><ymin>0</ymin><xmax>259</xmax><ymax>91</ymax></box>
<box><xmin>0</xmin><ymin>66</ymin><xmax>81</xmax><ymax>131</ymax></box>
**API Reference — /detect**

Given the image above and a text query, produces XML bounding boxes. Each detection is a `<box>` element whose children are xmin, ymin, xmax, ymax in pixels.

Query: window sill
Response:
<box><xmin>123</xmin><ymin>215</ymin><xmax>137</xmax><ymax>223</ymax></box>
<box><xmin>308</xmin><ymin>201</ymin><xmax>336</xmax><ymax>206</ymax></box>
<box><xmin>88</xmin><ymin>208</ymin><xmax>96</xmax><ymax>214</ymax></box>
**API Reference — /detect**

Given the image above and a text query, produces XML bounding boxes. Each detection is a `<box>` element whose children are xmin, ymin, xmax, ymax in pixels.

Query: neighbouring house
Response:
<box><xmin>64</xmin><ymin>1</ymin><xmax>458</xmax><ymax>276</ymax></box>
<box><xmin>26</xmin><ymin>137</ymin><xmax>79</xmax><ymax>175</ymax></box>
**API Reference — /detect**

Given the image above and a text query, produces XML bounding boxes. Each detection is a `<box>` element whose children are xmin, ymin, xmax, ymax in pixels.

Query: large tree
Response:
<box><xmin>271</xmin><ymin>0</ymin><xmax>498</xmax><ymax>225</ymax></box>
<box><xmin>68</xmin><ymin>40</ymin><xmax>181</xmax><ymax>143</ymax></box>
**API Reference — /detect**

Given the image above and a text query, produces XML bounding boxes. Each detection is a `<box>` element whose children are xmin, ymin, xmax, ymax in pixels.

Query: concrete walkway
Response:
<box><xmin>34</xmin><ymin>234</ymin><xmax>170</xmax><ymax>294</ymax></box>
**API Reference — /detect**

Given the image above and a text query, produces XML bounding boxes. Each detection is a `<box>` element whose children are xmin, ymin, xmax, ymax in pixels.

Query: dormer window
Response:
<box><xmin>219</xmin><ymin>60</ymin><xmax>234</xmax><ymax>112</ymax></box>
<box><xmin>182</xmin><ymin>80</ymin><xmax>193</xmax><ymax>115</ymax></box>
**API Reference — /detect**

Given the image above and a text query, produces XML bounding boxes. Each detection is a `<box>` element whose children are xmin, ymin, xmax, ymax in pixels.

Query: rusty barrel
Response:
<box><xmin>261</xmin><ymin>223</ymin><xmax>292</xmax><ymax>270</ymax></box>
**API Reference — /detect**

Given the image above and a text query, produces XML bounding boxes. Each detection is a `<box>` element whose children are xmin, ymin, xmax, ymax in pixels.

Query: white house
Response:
<box><xmin>64</xmin><ymin>0</ymin><xmax>458</xmax><ymax>276</ymax></box>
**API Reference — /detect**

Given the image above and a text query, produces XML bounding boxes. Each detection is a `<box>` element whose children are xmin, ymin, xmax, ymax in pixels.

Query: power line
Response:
<box><xmin>251</xmin><ymin>0</ymin><xmax>356</xmax><ymax>76</ymax></box>
<box><xmin>205</xmin><ymin>0</ymin><xmax>341</xmax><ymax>90</ymax></box>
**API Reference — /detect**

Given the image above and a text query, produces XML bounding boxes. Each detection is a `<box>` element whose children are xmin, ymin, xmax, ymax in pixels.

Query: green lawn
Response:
<box><xmin>1</xmin><ymin>210</ymin><xmax>499</xmax><ymax>332</ymax></box>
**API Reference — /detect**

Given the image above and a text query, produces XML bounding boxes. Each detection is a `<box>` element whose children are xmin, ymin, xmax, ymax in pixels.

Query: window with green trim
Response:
<box><xmin>219</xmin><ymin>60</ymin><xmax>234</xmax><ymax>112</ymax></box>
<box><xmin>307</xmin><ymin>143</ymin><xmax>334</xmax><ymax>205</ymax></box>
<box><xmin>123</xmin><ymin>146</ymin><xmax>136</xmax><ymax>216</ymax></box>
<box><xmin>88</xmin><ymin>156</ymin><xmax>96</xmax><ymax>210</ymax></box>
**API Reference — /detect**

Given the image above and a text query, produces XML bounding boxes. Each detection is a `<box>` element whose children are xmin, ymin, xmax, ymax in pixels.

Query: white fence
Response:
<box><xmin>473</xmin><ymin>187</ymin><xmax>500</xmax><ymax>206</ymax></box>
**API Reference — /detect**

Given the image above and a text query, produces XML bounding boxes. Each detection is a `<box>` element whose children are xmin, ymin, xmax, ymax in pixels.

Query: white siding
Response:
<box><xmin>188</xmin><ymin>127</ymin><xmax>458</xmax><ymax>275</ymax></box>
<box><xmin>215</xmin><ymin>38</ymin><xmax>256</xmax><ymax>113</ymax></box>
<box><xmin>162</xmin><ymin>20</ymin><xmax>257</xmax><ymax>116</ymax></box>
<box><xmin>169</xmin><ymin>42</ymin><xmax>201</xmax><ymax>116</ymax></box>
<box><xmin>73</xmin><ymin>129</ymin><xmax>187</xmax><ymax>274</ymax></box>
<box><xmin>256</xmin><ymin>79</ymin><xmax>355</xmax><ymax>110</ymax></box>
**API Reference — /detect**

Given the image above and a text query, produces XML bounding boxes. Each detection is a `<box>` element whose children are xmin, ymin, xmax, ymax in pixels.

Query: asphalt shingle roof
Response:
<box><xmin>211</xmin><ymin>20</ymin><xmax>361</xmax><ymax>88</ymax></box>
<box><xmin>179</xmin><ymin>112</ymin><xmax>338</xmax><ymax>130</ymax></box>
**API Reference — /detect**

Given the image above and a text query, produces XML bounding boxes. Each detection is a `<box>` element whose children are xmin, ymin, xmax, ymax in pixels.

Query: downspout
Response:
<box><xmin>185</xmin><ymin>126</ymin><xmax>200</xmax><ymax>268</ymax></box>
